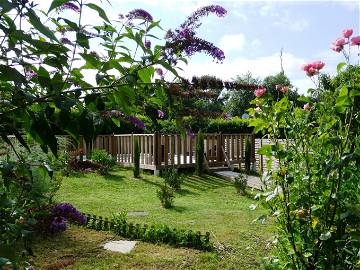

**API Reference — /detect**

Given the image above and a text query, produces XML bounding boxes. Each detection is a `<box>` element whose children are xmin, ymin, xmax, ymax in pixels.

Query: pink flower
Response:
<box><xmin>331</xmin><ymin>44</ymin><xmax>343</xmax><ymax>53</ymax></box>
<box><xmin>254</xmin><ymin>87</ymin><xmax>266</xmax><ymax>97</ymax></box>
<box><xmin>342</xmin><ymin>28</ymin><xmax>353</xmax><ymax>38</ymax></box>
<box><xmin>280</xmin><ymin>86</ymin><xmax>289</xmax><ymax>93</ymax></box>
<box><xmin>351</xmin><ymin>36</ymin><xmax>360</xmax><ymax>46</ymax></box>
<box><xmin>301</xmin><ymin>61</ymin><xmax>325</xmax><ymax>77</ymax></box>
<box><xmin>331</xmin><ymin>37</ymin><xmax>348</xmax><ymax>53</ymax></box>
<box><xmin>303</xmin><ymin>103</ymin><xmax>311</xmax><ymax>110</ymax></box>
<box><xmin>312</xmin><ymin>60</ymin><xmax>325</xmax><ymax>70</ymax></box>
<box><xmin>275</xmin><ymin>84</ymin><xmax>281</xmax><ymax>90</ymax></box>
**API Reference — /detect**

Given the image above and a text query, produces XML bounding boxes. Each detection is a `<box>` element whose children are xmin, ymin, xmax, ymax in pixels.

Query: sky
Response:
<box><xmin>36</xmin><ymin>0</ymin><xmax>360</xmax><ymax>94</ymax></box>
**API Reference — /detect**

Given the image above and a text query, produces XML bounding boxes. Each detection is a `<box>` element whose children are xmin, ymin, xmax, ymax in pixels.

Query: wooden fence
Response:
<box><xmin>73</xmin><ymin>133</ymin><xmax>256</xmax><ymax>172</ymax></box>
<box><xmin>3</xmin><ymin>134</ymin><xmax>281</xmax><ymax>173</ymax></box>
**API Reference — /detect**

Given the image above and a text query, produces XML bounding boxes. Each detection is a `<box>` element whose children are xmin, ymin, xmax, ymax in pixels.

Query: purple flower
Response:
<box><xmin>157</xmin><ymin>109</ymin><xmax>165</xmax><ymax>118</ymax></box>
<box><xmin>127</xmin><ymin>115</ymin><xmax>145</xmax><ymax>129</ymax></box>
<box><xmin>59</xmin><ymin>2</ymin><xmax>80</xmax><ymax>13</ymax></box>
<box><xmin>25</xmin><ymin>69</ymin><xmax>37</xmax><ymax>79</ymax></box>
<box><xmin>49</xmin><ymin>217</ymin><xmax>67</xmax><ymax>234</ymax></box>
<box><xmin>101</xmin><ymin>110</ymin><xmax>124</xmax><ymax>119</ymax></box>
<box><xmin>126</xmin><ymin>9</ymin><xmax>153</xmax><ymax>21</ymax></box>
<box><xmin>145</xmin><ymin>40</ymin><xmax>151</xmax><ymax>49</ymax></box>
<box><xmin>155</xmin><ymin>68</ymin><xmax>163</xmax><ymax>76</ymax></box>
<box><xmin>118</xmin><ymin>13</ymin><xmax>125</xmax><ymax>20</ymax></box>
<box><xmin>181</xmin><ymin>5</ymin><xmax>227</xmax><ymax>30</ymax></box>
<box><xmin>187</xmin><ymin>129</ymin><xmax>195</xmax><ymax>139</ymax></box>
<box><xmin>164</xmin><ymin>5</ymin><xmax>227</xmax><ymax>63</ymax></box>
<box><xmin>52</xmin><ymin>203</ymin><xmax>87</xmax><ymax>226</ymax></box>
<box><xmin>60</xmin><ymin>37</ymin><xmax>72</xmax><ymax>45</ymax></box>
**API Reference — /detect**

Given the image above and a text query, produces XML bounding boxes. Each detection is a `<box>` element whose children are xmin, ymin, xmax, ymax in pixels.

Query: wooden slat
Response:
<box><xmin>182</xmin><ymin>134</ymin><xmax>187</xmax><ymax>164</ymax></box>
<box><xmin>189</xmin><ymin>135</ymin><xmax>193</xmax><ymax>164</ymax></box>
<box><xmin>170</xmin><ymin>135</ymin><xmax>175</xmax><ymax>165</ymax></box>
<box><xmin>177</xmin><ymin>135</ymin><xmax>181</xmax><ymax>165</ymax></box>
<box><xmin>164</xmin><ymin>135</ymin><xmax>169</xmax><ymax>166</ymax></box>
<box><xmin>149</xmin><ymin>135</ymin><xmax>153</xmax><ymax>165</ymax></box>
<box><xmin>231</xmin><ymin>135</ymin><xmax>235</xmax><ymax>161</ymax></box>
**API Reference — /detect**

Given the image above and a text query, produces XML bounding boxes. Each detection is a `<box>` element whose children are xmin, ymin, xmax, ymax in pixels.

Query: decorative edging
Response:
<box><xmin>80</xmin><ymin>213</ymin><xmax>213</xmax><ymax>251</ymax></box>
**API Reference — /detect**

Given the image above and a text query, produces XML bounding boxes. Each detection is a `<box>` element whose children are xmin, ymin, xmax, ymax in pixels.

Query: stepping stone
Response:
<box><xmin>127</xmin><ymin>211</ymin><xmax>149</xmax><ymax>216</ymax></box>
<box><xmin>103</xmin><ymin>240</ymin><xmax>137</xmax><ymax>254</ymax></box>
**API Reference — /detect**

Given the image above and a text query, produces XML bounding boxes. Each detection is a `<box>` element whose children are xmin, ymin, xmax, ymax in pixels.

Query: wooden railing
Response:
<box><xmin>72</xmin><ymin>133</ymin><xmax>255</xmax><ymax>171</ymax></box>
<box><xmin>3</xmin><ymin>133</ymin><xmax>257</xmax><ymax>172</ymax></box>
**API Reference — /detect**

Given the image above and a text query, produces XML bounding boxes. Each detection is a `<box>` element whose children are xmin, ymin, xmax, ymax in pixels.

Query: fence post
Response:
<box><xmin>153</xmin><ymin>132</ymin><xmax>160</xmax><ymax>175</ymax></box>
<box><xmin>251</xmin><ymin>134</ymin><xmax>256</xmax><ymax>171</ymax></box>
<box><xmin>217</xmin><ymin>133</ymin><xmax>223</xmax><ymax>165</ymax></box>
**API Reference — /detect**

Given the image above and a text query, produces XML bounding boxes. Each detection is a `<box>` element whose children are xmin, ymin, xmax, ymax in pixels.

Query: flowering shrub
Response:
<box><xmin>250</xmin><ymin>28</ymin><xmax>360</xmax><ymax>269</ymax></box>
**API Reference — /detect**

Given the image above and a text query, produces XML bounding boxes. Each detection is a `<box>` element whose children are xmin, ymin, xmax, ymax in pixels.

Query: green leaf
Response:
<box><xmin>138</xmin><ymin>67</ymin><xmax>154</xmax><ymax>83</ymax></box>
<box><xmin>0</xmin><ymin>257</ymin><xmax>10</xmax><ymax>267</ymax></box>
<box><xmin>0</xmin><ymin>65</ymin><xmax>26</xmax><ymax>84</ymax></box>
<box><xmin>48</xmin><ymin>0</ymin><xmax>71</xmax><ymax>13</ymax></box>
<box><xmin>85</xmin><ymin>3</ymin><xmax>110</xmax><ymax>23</ymax></box>
<box><xmin>27</xmin><ymin>10</ymin><xmax>58</xmax><ymax>41</ymax></box>
<box><xmin>0</xmin><ymin>0</ymin><xmax>16</xmax><ymax>13</ymax></box>
<box><xmin>76</xmin><ymin>32</ymin><xmax>90</xmax><ymax>49</ymax></box>
<box><xmin>80</xmin><ymin>53</ymin><xmax>101</xmax><ymax>69</ymax></box>
<box><xmin>337</xmin><ymin>62</ymin><xmax>347</xmax><ymax>73</ymax></box>
<box><xmin>257</xmin><ymin>144</ymin><xmax>272</xmax><ymax>157</ymax></box>
<box><xmin>319</xmin><ymin>231</ymin><xmax>331</xmax><ymax>241</ymax></box>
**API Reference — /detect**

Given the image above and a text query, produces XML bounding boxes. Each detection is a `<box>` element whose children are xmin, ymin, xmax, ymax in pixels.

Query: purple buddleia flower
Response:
<box><xmin>145</xmin><ymin>39</ymin><xmax>151</xmax><ymax>49</ymax></box>
<box><xmin>127</xmin><ymin>115</ymin><xmax>145</xmax><ymax>129</ymax></box>
<box><xmin>155</xmin><ymin>68</ymin><xmax>163</xmax><ymax>76</ymax></box>
<box><xmin>59</xmin><ymin>2</ymin><xmax>80</xmax><ymax>13</ymax></box>
<box><xmin>126</xmin><ymin>9</ymin><xmax>153</xmax><ymax>21</ymax></box>
<box><xmin>101</xmin><ymin>110</ymin><xmax>124</xmax><ymax>119</ymax></box>
<box><xmin>60</xmin><ymin>37</ymin><xmax>73</xmax><ymax>45</ymax></box>
<box><xmin>187</xmin><ymin>129</ymin><xmax>195</xmax><ymax>139</ymax></box>
<box><xmin>181</xmin><ymin>5</ymin><xmax>227</xmax><ymax>30</ymax></box>
<box><xmin>157</xmin><ymin>109</ymin><xmax>165</xmax><ymax>118</ymax></box>
<box><xmin>49</xmin><ymin>216</ymin><xmax>67</xmax><ymax>234</ymax></box>
<box><xmin>164</xmin><ymin>5</ymin><xmax>226</xmax><ymax>63</ymax></box>
<box><xmin>51</xmin><ymin>203</ymin><xmax>87</xmax><ymax>226</ymax></box>
<box><xmin>89</xmin><ymin>51</ymin><xmax>99</xmax><ymax>57</ymax></box>
<box><xmin>25</xmin><ymin>69</ymin><xmax>37</xmax><ymax>79</ymax></box>
<box><xmin>118</xmin><ymin>13</ymin><xmax>125</xmax><ymax>20</ymax></box>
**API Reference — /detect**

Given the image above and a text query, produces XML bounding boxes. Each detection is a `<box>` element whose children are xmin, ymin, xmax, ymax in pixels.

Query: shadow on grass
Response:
<box><xmin>168</xmin><ymin>205</ymin><xmax>187</xmax><ymax>213</ymax></box>
<box><xmin>141</xmin><ymin>177</ymin><xmax>163</xmax><ymax>188</ymax></box>
<box><xmin>103</xmin><ymin>173</ymin><xmax>126</xmax><ymax>182</ymax></box>
<box><xmin>183</xmin><ymin>174</ymin><xmax>232</xmax><ymax>191</ymax></box>
<box><xmin>176</xmin><ymin>188</ymin><xmax>198</xmax><ymax>196</ymax></box>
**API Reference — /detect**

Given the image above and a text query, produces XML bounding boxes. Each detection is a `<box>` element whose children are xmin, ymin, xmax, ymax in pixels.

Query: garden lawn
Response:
<box><xmin>32</xmin><ymin>167</ymin><xmax>274</xmax><ymax>269</ymax></box>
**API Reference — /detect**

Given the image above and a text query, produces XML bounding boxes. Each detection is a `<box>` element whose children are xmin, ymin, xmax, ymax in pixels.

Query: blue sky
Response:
<box><xmin>38</xmin><ymin>0</ymin><xmax>360</xmax><ymax>94</ymax></box>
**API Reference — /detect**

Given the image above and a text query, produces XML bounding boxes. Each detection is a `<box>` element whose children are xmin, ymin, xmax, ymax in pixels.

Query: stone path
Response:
<box><xmin>103</xmin><ymin>240</ymin><xmax>137</xmax><ymax>253</ymax></box>
<box><xmin>213</xmin><ymin>171</ymin><xmax>263</xmax><ymax>190</ymax></box>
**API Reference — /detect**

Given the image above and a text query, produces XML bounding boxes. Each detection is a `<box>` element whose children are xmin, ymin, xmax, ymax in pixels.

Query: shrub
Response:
<box><xmin>195</xmin><ymin>132</ymin><xmax>205</xmax><ymax>176</ymax></box>
<box><xmin>162</xmin><ymin>168</ymin><xmax>184</xmax><ymax>191</ymax></box>
<box><xmin>249</xmin><ymin>35</ymin><xmax>360</xmax><ymax>269</ymax></box>
<box><xmin>244</xmin><ymin>137</ymin><xmax>252</xmax><ymax>173</ymax></box>
<box><xmin>234</xmin><ymin>174</ymin><xmax>247</xmax><ymax>195</ymax></box>
<box><xmin>157</xmin><ymin>184</ymin><xmax>175</xmax><ymax>208</ymax></box>
<box><xmin>85</xmin><ymin>213</ymin><xmax>213</xmax><ymax>250</ymax></box>
<box><xmin>206</xmin><ymin>117</ymin><xmax>251</xmax><ymax>133</ymax></box>
<box><xmin>133</xmin><ymin>137</ymin><xmax>140</xmax><ymax>178</ymax></box>
<box><xmin>90</xmin><ymin>149</ymin><xmax>116</xmax><ymax>175</ymax></box>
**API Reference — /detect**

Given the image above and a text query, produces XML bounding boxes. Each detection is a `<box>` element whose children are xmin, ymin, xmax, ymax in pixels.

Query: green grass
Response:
<box><xmin>32</xmin><ymin>167</ymin><xmax>274</xmax><ymax>269</ymax></box>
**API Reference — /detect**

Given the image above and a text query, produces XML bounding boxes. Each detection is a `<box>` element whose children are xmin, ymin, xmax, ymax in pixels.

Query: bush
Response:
<box><xmin>90</xmin><ymin>149</ymin><xmax>116</xmax><ymax>175</ymax></box>
<box><xmin>244</xmin><ymin>137</ymin><xmax>252</xmax><ymax>173</ymax></box>
<box><xmin>234</xmin><ymin>174</ymin><xmax>247</xmax><ymax>195</ymax></box>
<box><xmin>157</xmin><ymin>184</ymin><xmax>175</xmax><ymax>208</ymax></box>
<box><xmin>133</xmin><ymin>137</ymin><xmax>140</xmax><ymax>178</ymax></box>
<box><xmin>162</xmin><ymin>168</ymin><xmax>184</xmax><ymax>191</ymax></box>
<box><xmin>206</xmin><ymin>117</ymin><xmax>251</xmax><ymax>133</ymax></box>
<box><xmin>195</xmin><ymin>132</ymin><xmax>205</xmax><ymax>176</ymax></box>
